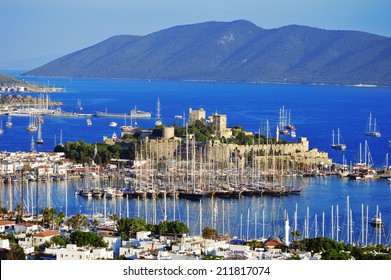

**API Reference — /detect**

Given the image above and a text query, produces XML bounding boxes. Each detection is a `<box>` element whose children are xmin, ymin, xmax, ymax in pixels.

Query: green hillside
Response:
<box><xmin>24</xmin><ymin>20</ymin><xmax>391</xmax><ymax>86</ymax></box>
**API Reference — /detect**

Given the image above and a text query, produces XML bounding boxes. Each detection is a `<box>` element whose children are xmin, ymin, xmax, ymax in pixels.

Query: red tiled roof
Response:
<box><xmin>0</xmin><ymin>220</ymin><xmax>15</xmax><ymax>226</ymax></box>
<box><xmin>265</xmin><ymin>240</ymin><xmax>282</xmax><ymax>247</ymax></box>
<box><xmin>34</xmin><ymin>230</ymin><xmax>60</xmax><ymax>238</ymax></box>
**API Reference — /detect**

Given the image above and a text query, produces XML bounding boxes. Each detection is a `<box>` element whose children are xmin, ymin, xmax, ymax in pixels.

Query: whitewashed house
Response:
<box><xmin>103</xmin><ymin>235</ymin><xmax>122</xmax><ymax>258</ymax></box>
<box><xmin>0</xmin><ymin>220</ymin><xmax>15</xmax><ymax>233</ymax></box>
<box><xmin>19</xmin><ymin>230</ymin><xmax>60</xmax><ymax>247</ymax></box>
<box><xmin>46</xmin><ymin>244</ymin><xmax>113</xmax><ymax>260</ymax></box>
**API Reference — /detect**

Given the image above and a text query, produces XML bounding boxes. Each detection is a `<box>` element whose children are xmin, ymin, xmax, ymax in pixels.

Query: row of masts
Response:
<box><xmin>130</xmin><ymin>128</ymin><xmax>303</xmax><ymax>200</ymax></box>
<box><xmin>5</xmin><ymin>176</ymin><xmax>386</xmax><ymax>245</ymax></box>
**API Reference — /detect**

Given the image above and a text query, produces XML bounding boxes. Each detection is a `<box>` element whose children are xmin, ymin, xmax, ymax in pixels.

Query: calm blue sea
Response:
<box><xmin>1</xmin><ymin>70</ymin><xmax>391</xmax><ymax>244</ymax></box>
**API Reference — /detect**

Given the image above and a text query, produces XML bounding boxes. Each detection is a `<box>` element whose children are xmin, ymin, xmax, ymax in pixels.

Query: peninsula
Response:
<box><xmin>0</xmin><ymin>72</ymin><xmax>63</xmax><ymax>93</ymax></box>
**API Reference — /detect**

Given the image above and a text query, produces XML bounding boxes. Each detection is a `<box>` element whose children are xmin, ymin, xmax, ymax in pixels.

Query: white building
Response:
<box><xmin>19</xmin><ymin>230</ymin><xmax>60</xmax><ymax>247</ymax></box>
<box><xmin>0</xmin><ymin>220</ymin><xmax>15</xmax><ymax>233</ymax></box>
<box><xmin>136</xmin><ymin>231</ymin><xmax>151</xmax><ymax>240</ymax></box>
<box><xmin>14</xmin><ymin>222</ymin><xmax>40</xmax><ymax>234</ymax></box>
<box><xmin>0</xmin><ymin>239</ymin><xmax>10</xmax><ymax>250</ymax></box>
<box><xmin>46</xmin><ymin>244</ymin><xmax>113</xmax><ymax>260</ymax></box>
<box><xmin>103</xmin><ymin>235</ymin><xmax>122</xmax><ymax>258</ymax></box>
<box><xmin>119</xmin><ymin>246</ymin><xmax>142</xmax><ymax>259</ymax></box>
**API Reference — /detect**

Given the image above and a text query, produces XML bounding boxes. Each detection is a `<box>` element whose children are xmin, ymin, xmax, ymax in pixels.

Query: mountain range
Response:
<box><xmin>24</xmin><ymin>20</ymin><xmax>391</xmax><ymax>86</ymax></box>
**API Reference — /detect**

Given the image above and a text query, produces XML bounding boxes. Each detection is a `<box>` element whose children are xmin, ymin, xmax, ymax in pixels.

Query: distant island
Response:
<box><xmin>24</xmin><ymin>20</ymin><xmax>391</xmax><ymax>86</ymax></box>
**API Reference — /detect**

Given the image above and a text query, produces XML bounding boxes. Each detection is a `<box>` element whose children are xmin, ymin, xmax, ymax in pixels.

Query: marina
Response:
<box><xmin>0</xmin><ymin>172</ymin><xmax>390</xmax><ymax>246</ymax></box>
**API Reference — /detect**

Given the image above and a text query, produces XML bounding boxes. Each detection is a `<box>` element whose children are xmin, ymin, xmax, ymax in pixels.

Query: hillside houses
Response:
<box><xmin>0</xmin><ymin>151</ymin><xmax>71</xmax><ymax>181</ymax></box>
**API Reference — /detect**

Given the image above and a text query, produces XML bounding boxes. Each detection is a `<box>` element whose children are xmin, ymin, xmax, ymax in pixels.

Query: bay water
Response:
<box><xmin>1</xmin><ymin>71</ymin><xmax>391</xmax><ymax>244</ymax></box>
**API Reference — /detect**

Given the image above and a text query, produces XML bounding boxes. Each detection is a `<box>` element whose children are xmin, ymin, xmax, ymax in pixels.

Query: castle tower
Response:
<box><xmin>188</xmin><ymin>108</ymin><xmax>206</xmax><ymax>126</ymax></box>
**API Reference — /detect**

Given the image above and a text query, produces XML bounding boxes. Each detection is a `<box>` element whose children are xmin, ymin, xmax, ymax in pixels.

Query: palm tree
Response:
<box><xmin>65</xmin><ymin>213</ymin><xmax>89</xmax><ymax>231</ymax></box>
<box><xmin>40</xmin><ymin>207</ymin><xmax>57</xmax><ymax>228</ymax></box>
<box><xmin>14</xmin><ymin>205</ymin><xmax>23</xmax><ymax>223</ymax></box>
<box><xmin>54</xmin><ymin>211</ymin><xmax>65</xmax><ymax>229</ymax></box>
<box><xmin>109</xmin><ymin>213</ymin><xmax>119</xmax><ymax>222</ymax></box>
<box><xmin>291</xmin><ymin>230</ymin><xmax>302</xmax><ymax>251</ymax></box>
<box><xmin>291</xmin><ymin>230</ymin><xmax>302</xmax><ymax>241</ymax></box>
<box><xmin>116</xmin><ymin>217</ymin><xmax>132</xmax><ymax>240</ymax></box>
<box><xmin>90</xmin><ymin>219</ymin><xmax>99</xmax><ymax>232</ymax></box>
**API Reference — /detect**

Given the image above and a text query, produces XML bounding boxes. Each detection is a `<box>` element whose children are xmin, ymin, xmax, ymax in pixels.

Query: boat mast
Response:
<box><xmin>186</xmin><ymin>123</ymin><xmax>189</xmax><ymax>192</ymax></box>
<box><xmin>349</xmin><ymin>209</ymin><xmax>353</xmax><ymax>244</ymax></box>
<box><xmin>294</xmin><ymin>203</ymin><xmax>298</xmax><ymax>232</ymax></box>
<box><xmin>331</xmin><ymin>205</ymin><xmax>334</xmax><ymax>240</ymax></box>
<box><xmin>336</xmin><ymin>205</ymin><xmax>339</xmax><ymax>242</ymax></box>
<box><xmin>254</xmin><ymin>210</ymin><xmax>256</xmax><ymax>239</ymax></box>
<box><xmin>361</xmin><ymin>204</ymin><xmax>364</xmax><ymax>244</ymax></box>
<box><xmin>337</xmin><ymin>128</ymin><xmax>341</xmax><ymax>145</ymax></box>
<box><xmin>199</xmin><ymin>199</ymin><xmax>202</xmax><ymax>236</ymax></box>
<box><xmin>262</xmin><ymin>208</ymin><xmax>265</xmax><ymax>239</ymax></box>
<box><xmin>155</xmin><ymin>98</ymin><xmax>162</xmax><ymax>125</ymax></box>
<box><xmin>366</xmin><ymin>205</ymin><xmax>369</xmax><ymax>246</ymax></box>
<box><xmin>346</xmin><ymin>195</ymin><xmax>350</xmax><ymax>244</ymax></box>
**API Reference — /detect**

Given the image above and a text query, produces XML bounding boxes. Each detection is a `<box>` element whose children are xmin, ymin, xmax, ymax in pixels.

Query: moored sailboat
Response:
<box><xmin>27</xmin><ymin>114</ymin><xmax>38</xmax><ymax>132</ymax></box>
<box><xmin>120</xmin><ymin>113</ymin><xmax>135</xmax><ymax>131</ymax></box>
<box><xmin>347</xmin><ymin>141</ymin><xmax>376</xmax><ymax>180</ymax></box>
<box><xmin>365</xmin><ymin>113</ymin><xmax>381</xmax><ymax>137</ymax></box>
<box><xmin>331</xmin><ymin>128</ymin><xmax>346</xmax><ymax>151</ymax></box>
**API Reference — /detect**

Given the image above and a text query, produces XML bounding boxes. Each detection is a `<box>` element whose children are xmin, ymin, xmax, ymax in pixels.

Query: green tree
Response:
<box><xmin>90</xmin><ymin>219</ymin><xmax>99</xmax><ymax>232</ymax></box>
<box><xmin>2</xmin><ymin>233</ymin><xmax>17</xmax><ymax>244</ymax></box>
<box><xmin>65</xmin><ymin>213</ymin><xmax>89</xmax><ymax>231</ymax></box>
<box><xmin>202</xmin><ymin>227</ymin><xmax>219</xmax><ymax>239</ymax></box>
<box><xmin>14</xmin><ymin>205</ymin><xmax>23</xmax><ymax>223</ymax></box>
<box><xmin>157</xmin><ymin>220</ymin><xmax>189</xmax><ymax>236</ymax></box>
<box><xmin>129</xmin><ymin>218</ymin><xmax>148</xmax><ymax>238</ymax></box>
<box><xmin>6</xmin><ymin>244</ymin><xmax>26</xmax><ymax>260</ymax></box>
<box><xmin>0</xmin><ymin>206</ymin><xmax>7</xmax><ymax>219</ymax></box>
<box><xmin>109</xmin><ymin>213</ymin><xmax>119</xmax><ymax>222</ymax></box>
<box><xmin>116</xmin><ymin>217</ymin><xmax>132</xmax><ymax>240</ymax></box>
<box><xmin>54</xmin><ymin>210</ymin><xmax>65</xmax><ymax>228</ymax></box>
<box><xmin>246</xmin><ymin>240</ymin><xmax>263</xmax><ymax>250</ymax></box>
<box><xmin>54</xmin><ymin>145</ymin><xmax>65</xmax><ymax>153</ymax></box>
<box><xmin>152</xmin><ymin>125</ymin><xmax>163</xmax><ymax>137</ymax></box>
<box><xmin>51</xmin><ymin>235</ymin><xmax>70</xmax><ymax>247</ymax></box>
<box><xmin>291</xmin><ymin>230</ymin><xmax>302</xmax><ymax>241</ymax></box>
<box><xmin>69</xmin><ymin>231</ymin><xmax>107</xmax><ymax>248</ymax></box>
<box><xmin>40</xmin><ymin>207</ymin><xmax>57</xmax><ymax>228</ymax></box>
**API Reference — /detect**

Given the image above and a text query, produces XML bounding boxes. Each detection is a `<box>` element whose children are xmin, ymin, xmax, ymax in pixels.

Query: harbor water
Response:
<box><xmin>1</xmin><ymin>71</ymin><xmax>391</xmax><ymax>244</ymax></box>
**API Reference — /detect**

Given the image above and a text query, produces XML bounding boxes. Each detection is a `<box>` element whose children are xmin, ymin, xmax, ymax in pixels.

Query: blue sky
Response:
<box><xmin>1</xmin><ymin>0</ymin><xmax>390</xmax><ymax>70</ymax></box>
